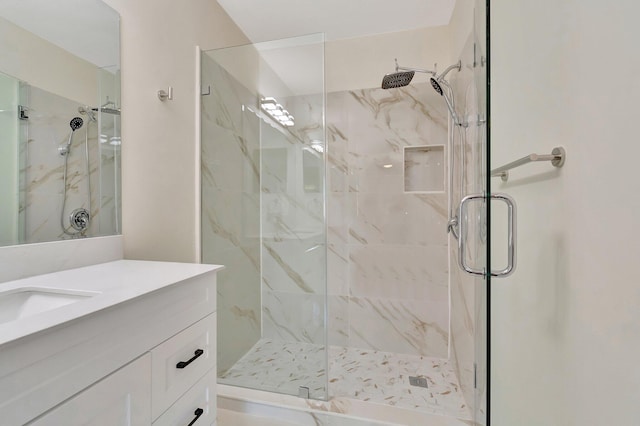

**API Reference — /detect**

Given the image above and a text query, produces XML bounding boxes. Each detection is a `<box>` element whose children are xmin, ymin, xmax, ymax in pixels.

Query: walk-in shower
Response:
<box><xmin>202</xmin><ymin>24</ymin><xmax>489</xmax><ymax>425</ymax></box>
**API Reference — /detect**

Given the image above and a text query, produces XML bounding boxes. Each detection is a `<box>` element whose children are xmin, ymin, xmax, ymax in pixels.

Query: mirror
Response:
<box><xmin>0</xmin><ymin>0</ymin><xmax>121</xmax><ymax>247</ymax></box>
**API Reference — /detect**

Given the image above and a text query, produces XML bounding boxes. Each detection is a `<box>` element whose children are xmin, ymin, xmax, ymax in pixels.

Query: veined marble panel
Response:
<box><xmin>349</xmin><ymin>296</ymin><xmax>448</xmax><ymax>358</ymax></box>
<box><xmin>207</xmin><ymin>243</ymin><xmax>261</xmax><ymax>374</ymax></box>
<box><xmin>348</xmin><ymin>192</ymin><xmax>447</xmax><ymax>246</ymax></box>
<box><xmin>326</xmin><ymin>91</ymin><xmax>350</xmax><ymax>194</ymax></box>
<box><xmin>327</xmin><ymin>192</ymin><xmax>354</xmax><ymax>245</ymax></box>
<box><xmin>284</xmin><ymin>93</ymin><xmax>325</xmax><ymax>148</ymax></box>
<box><xmin>201</xmin><ymin>120</ymin><xmax>259</xmax><ymax>192</ymax></box>
<box><xmin>328</xmin><ymin>295</ymin><xmax>349</xmax><ymax>347</ymax></box>
<box><xmin>262</xmin><ymin>290</ymin><xmax>326</xmax><ymax>346</ymax></box>
<box><xmin>201</xmin><ymin>53</ymin><xmax>264</xmax><ymax>376</ymax></box>
<box><xmin>262</xmin><ymin>239</ymin><xmax>325</xmax><ymax>294</ymax></box>
<box><xmin>201</xmin><ymin>188</ymin><xmax>261</xmax><ymax>253</ymax></box>
<box><xmin>201</xmin><ymin>54</ymin><xmax>256</xmax><ymax>136</ymax></box>
<box><xmin>348</xmin><ymin>244</ymin><xmax>449</xmax><ymax>301</ymax></box>
<box><xmin>345</xmin><ymin>85</ymin><xmax>447</xmax><ymax>155</ymax></box>
<box><xmin>327</xmin><ymin>242</ymin><xmax>348</xmax><ymax>296</ymax></box>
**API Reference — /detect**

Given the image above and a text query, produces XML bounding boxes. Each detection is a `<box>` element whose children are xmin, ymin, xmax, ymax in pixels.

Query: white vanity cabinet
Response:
<box><xmin>29</xmin><ymin>354</ymin><xmax>153</xmax><ymax>426</ymax></box>
<box><xmin>0</xmin><ymin>260</ymin><xmax>222</xmax><ymax>426</ymax></box>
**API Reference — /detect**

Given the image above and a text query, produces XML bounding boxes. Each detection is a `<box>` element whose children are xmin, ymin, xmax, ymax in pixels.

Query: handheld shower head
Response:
<box><xmin>59</xmin><ymin>117</ymin><xmax>84</xmax><ymax>156</ymax></box>
<box><xmin>430</xmin><ymin>78</ymin><xmax>444</xmax><ymax>96</ymax></box>
<box><xmin>70</xmin><ymin>117</ymin><xmax>83</xmax><ymax>131</ymax></box>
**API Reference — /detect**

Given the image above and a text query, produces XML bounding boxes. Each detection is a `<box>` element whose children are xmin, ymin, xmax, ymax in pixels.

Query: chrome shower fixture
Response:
<box><xmin>381</xmin><ymin>58</ymin><xmax>436</xmax><ymax>89</ymax></box>
<box><xmin>79</xmin><ymin>104</ymin><xmax>121</xmax><ymax>117</ymax></box>
<box><xmin>59</xmin><ymin>117</ymin><xmax>84</xmax><ymax>156</ymax></box>
<box><xmin>78</xmin><ymin>106</ymin><xmax>97</xmax><ymax>122</ymax></box>
<box><xmin>260</xmin><ymin>97</ymin><xmax>294</xmax><ymax>127</ymax></box>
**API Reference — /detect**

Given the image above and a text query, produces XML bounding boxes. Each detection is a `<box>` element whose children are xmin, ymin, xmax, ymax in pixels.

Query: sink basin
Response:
<box><xmin>0</xmin><ymin>288</ymin><xmax>99</xmax><ymax>324</ymax></box>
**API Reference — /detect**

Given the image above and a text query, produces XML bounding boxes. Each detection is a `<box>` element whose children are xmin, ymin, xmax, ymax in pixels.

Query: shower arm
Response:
<box><xmin>395</xmin><ymin>58</ymin><xmax>436</xmax><ymax>76</ymax></box>
<box><xmin>436</xmin><ymin>60</ymin><xmax>462</xmax><ymax>80</ymax></box>
<box><xmin>397</xmin><ymin>65</ymin><xmax>436</xmax><ymax>76</ymax></box>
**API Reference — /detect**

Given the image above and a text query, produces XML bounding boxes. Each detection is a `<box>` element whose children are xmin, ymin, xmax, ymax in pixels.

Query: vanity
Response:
<box><xmin>0</xmin><ymin>260</ymin><xmax>222</xmax><ymax>426</ymax></box>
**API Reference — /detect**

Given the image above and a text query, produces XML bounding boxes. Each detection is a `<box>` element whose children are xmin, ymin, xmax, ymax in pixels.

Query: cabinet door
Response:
<box><xmin>29</xmin><ymin>354</ymin><xmax>151</xmax><ymax>426</ymax></box>
<box><xmin>152</xmin><ymin>368</ymin><xmax>216</xmax><ymax>426</ymax></box>
<box><xmin>151</xmin><ymin>314</ymin><xmax>216</xmax><ymax>419</ymax></box>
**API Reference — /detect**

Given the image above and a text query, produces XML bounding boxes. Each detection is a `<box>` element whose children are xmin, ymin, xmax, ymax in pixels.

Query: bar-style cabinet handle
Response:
<box><xmin>176</xmin><ymin>349</ymin><xmax>204</xmax><ymax>369</ymax></box>
<box><xmin>187</xmin><ymin>408</ymin><xmax>204</xmax><ymax>426</ymax></box>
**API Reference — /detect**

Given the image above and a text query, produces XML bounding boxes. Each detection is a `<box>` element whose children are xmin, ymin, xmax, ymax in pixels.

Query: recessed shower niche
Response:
<box><xmin>403</xmin><ymin>145</ymin><xmax>445</xmax><ymax>193</ymax></box>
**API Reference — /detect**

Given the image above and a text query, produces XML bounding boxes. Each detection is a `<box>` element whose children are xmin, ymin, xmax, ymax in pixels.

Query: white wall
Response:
<box><xmin>0</xmin><ymin>16</ymin><xmax>97</xmax><ymax>106</ymax></box>
<box><xmin>101</xmin><ymin>0</ymin><xmax>248</xmax><ymax>262</ymax></box>
<box><xmin>325</xmin><ymin>26</ymin><xmax>451</xmax><ymax>93</ymax></box>
<box><xmin>491</xmin><ymin>0</ymin><xmax>640</xmax><ymax>424</ymax></box>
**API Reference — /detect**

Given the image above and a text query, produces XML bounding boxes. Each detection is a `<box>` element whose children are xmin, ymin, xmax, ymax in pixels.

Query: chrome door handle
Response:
<box><xmin>458</xmin><ymin>193</ymin><xmax>517</xmax><ymax>277</ymax></box>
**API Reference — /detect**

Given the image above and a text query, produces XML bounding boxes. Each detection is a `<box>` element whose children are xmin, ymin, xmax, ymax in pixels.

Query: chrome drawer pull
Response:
<box><xmin>176</xmin><ymin>349</ymin><xmax>204</xmax><ymax>369</ymax></box>
<box><xmin>187</xmin><ymin>408</ymin><xmax>204</xmax><ymax>426</ymax></box>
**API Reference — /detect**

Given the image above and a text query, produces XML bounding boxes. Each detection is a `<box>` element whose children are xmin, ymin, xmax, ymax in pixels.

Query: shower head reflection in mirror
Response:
<box><xmin>0</xmin><ymin>0</ymin><xmax>120</xmax><ymax>247</ymax></box>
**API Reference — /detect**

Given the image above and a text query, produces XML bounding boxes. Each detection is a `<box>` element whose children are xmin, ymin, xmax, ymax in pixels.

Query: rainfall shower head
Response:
<box><xmin>381</xmin><ymin>58</ymin><xmax>435</xmax><ymax>90</ymax></box>
<box><xmin>70</xmin><ymin>117</ymin><xmax>84</xmax><ymax>131</ymax></box>
<box><xmin>381</xmin><ymin>71</ymin><xmax>415</xmax><ymax>89</ymax></box>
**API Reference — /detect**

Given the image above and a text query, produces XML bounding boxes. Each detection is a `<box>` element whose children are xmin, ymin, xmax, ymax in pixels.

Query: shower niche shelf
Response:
<box><xmin>403</xmin><ymin>145</ymin><xmax>445</xmax><ymax>193</ymax></box>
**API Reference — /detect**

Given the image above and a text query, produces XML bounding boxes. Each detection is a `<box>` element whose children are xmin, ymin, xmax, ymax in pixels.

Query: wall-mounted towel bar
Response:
<box><xmin>491</xmin><ymin>147</ymin><xmax>566</xmax><ymax>181</ymax></box>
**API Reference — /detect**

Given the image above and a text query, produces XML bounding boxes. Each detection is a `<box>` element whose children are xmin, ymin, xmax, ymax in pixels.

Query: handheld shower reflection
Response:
<box><xmin>59</xmin><ymin>117</ymin><xmax>84</xmax><ymax>156</ymax></box>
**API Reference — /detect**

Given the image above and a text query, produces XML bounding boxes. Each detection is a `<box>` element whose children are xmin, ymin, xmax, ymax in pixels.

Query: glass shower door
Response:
<box><xmin>201</xmin><ymin>34</ymin><xmax>327</xmax><ymax>400</ymax></box>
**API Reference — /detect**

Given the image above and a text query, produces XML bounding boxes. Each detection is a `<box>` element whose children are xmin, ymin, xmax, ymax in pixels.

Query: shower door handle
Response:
<box><xmin>458</xmin><ymin>193</ymin><xmax>517</xmax><ymax>277</ymax></box>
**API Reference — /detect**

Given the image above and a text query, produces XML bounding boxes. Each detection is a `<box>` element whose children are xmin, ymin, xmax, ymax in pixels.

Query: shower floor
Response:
<box><xmin>219</xmin><ymin>339</ymin><xmax>471</xmax><ymax>420</ymax></box>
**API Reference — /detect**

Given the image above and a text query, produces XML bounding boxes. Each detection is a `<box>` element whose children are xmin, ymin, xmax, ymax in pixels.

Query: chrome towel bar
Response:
<box><xmin>491</xmin><ymin>146</ymin><xmax>566</xmax><ymax>181</ymax></box>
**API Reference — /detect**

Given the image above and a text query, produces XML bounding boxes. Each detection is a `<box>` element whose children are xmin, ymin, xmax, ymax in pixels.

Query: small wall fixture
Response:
<box><xmin>260</xmin><ymin>97</ymin><xmax>294</xmax><ymax>127</ymax></box>
<box><xmin>491</xmin><ymin>146</ymin><xmax>566</xmax><ymax>181</ymax></box>
<box><xmin>158</xmin><ymin>86</ymin><xmax>173</xmax><ymax>101</ymax></box>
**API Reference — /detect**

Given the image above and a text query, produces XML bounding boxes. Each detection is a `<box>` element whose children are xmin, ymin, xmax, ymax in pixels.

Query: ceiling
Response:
<box><xmin>217</xmin><ymin>0</ymin><xmax>457</xmax><ymax>42</ymax></box>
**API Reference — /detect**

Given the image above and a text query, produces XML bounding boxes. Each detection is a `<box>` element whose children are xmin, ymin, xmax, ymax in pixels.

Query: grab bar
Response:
<box><xmin>491</xmin><ymin>147</ymin><xmax>566</xmax><ymax>181</ymax></box>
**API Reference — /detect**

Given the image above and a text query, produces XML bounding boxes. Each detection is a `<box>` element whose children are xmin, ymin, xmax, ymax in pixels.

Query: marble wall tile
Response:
<box><xmin>348</xmin><ymin>244</ymin><xmax>449</xmax><ymax>301</ymax></box>
<box><xmin>205</xmin><ymin>243</ymin><xmax>261</xmax><ymax>374</ymax></box>
<box><xmin>261</xmin><ymin>239</ymin><xmax>325</xmax><ymax>294</ymax></box>
<box><xmin>323</xmin><ymin>83</ymin><xmax>451</xmax><ymax>360</ymax></box>
<box><xmin>345</xmin><ymin>84</ymin><xmax>448</xmax><ymax>149</ymax></box>
<box><xmin>327</xmin><ymin>242</ymin><xmax>348</xmax><ymax>296</ymax></box>
<box><xmin>201</xmin><ymin>188</ymin><xmax>260</xmax><ymax>252</ymax></box>
<box><xmin>201</xmin><ymin>55</ymin><xmax>263</xmax><ymax>375</ymax></box>
<box><xmin>348</xmin><ymin>296</ymin><xmax>448</xmax><ymax>358</ymax></box>
<box><xmin>348</xmin><ymin>192</ymin><xmax>447</xmax><ymax>246</ymax></box>
<box><xmin>326</xmin><ymin>91</ymin><xmax>349</xmax><ymax>194</ymax></box>
<box><xmin>328</xmin><ymin>295</ymin><xmax>349</xmax><ymax>347</ymax></box>
<box><xmin>262</xmin><ymin>290</ymin><xmax>326</xmax><ymax>345</ymax></box>
<box><xmin>201</xmin><ymin>122</ymin><xmax>258</xmax><ymax>193</ymax></box>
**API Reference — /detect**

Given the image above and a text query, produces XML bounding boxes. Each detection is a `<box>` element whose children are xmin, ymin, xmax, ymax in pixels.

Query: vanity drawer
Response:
<box><xmin>152</xmin><ymin>313</ymin><xmax>216</xmax><ymax>420</ymax></box>
<box><xmin>153</xmin><ymin>367</ymin><xmax>216</xmax><ymax>426</ymax></box>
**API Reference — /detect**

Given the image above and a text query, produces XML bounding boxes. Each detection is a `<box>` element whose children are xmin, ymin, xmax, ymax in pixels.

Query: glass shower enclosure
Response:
<box><xmin>200</xmin><ymin>34</ymin><xmax>328</xmax><ymax>400</ymax></box>
<box><xmin>202</xmin><ymin>10</ymin><xmax>491</xmax><ymax>423</ymax></box>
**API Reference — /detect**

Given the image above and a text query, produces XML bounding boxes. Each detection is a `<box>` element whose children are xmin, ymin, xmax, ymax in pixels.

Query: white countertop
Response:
<box><xmin>0</xmin><ymin>260</ymin><xmax>223</xmax><ymax>347</ymax></box>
